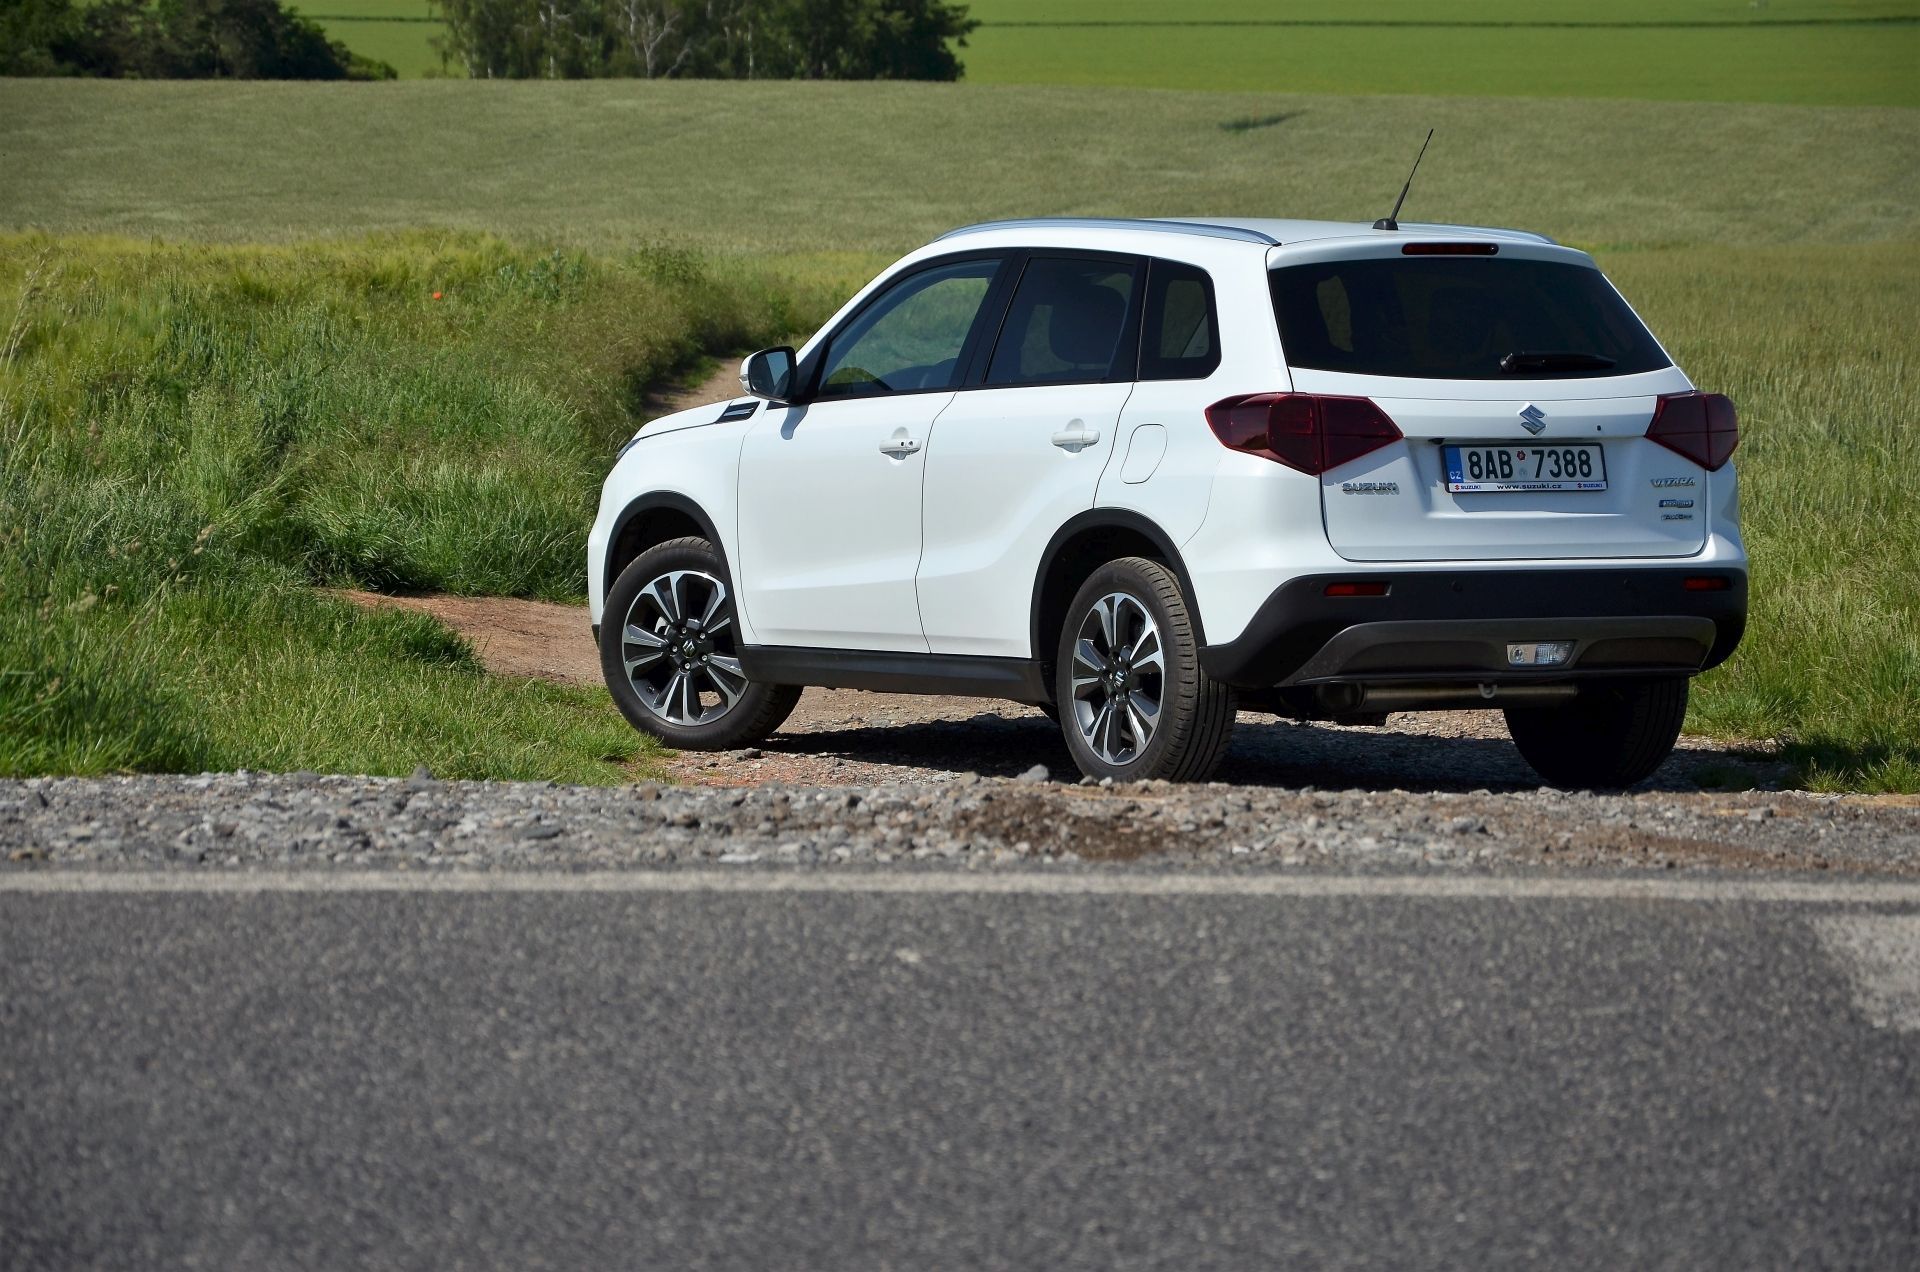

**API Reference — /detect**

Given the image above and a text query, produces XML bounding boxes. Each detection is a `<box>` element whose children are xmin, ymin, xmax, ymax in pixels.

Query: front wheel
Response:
<box><xmin>1504</xmin><ymin>677</ymin><xmax>1689</xmax><ymax>789</ymax></box>
<box><xmin>600</xmin><ymin>537</ymin><xmax>800</xmax><ymax>750</ymax></box>
<box><xmin>1054</xmin><ymin>556</ymin><xmax>1236</xmax><ymax>783</ymax></box>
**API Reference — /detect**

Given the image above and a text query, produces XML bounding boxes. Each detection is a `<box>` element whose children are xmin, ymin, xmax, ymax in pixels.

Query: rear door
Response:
<box><xmin>916</xmin><ymin>253</ymin><xmax>1143</xmax><ymax>657</ymax></box>
<box><xmin>1269</xmin><ymin>244</ymin><xmax>1707</xmax><ymax>563</ymax></box>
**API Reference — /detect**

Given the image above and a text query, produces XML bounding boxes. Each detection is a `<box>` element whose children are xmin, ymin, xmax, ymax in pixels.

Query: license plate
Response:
<box><xmin>1444</xmin><ymin>443</ymin><xmax>1607</xmax><ymax>493</ymax></box>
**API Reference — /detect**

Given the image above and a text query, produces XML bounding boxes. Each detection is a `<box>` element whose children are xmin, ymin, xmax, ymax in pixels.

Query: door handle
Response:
<box><xmin>879</xmin><ymin>436</ymin><xmax>922</xmax><ymax>458</ymax></box>
<box><xmin>1051</xmin><ymin>422</ymin><xmax>1101</xmax><ymax>451</ymax></box>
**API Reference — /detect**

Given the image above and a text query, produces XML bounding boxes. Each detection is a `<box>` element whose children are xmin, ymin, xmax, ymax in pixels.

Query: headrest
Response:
<box><xmin>1047</xmin><ymin>283</ymin><xmax>1127</xmax><ymax>367</ymax></box>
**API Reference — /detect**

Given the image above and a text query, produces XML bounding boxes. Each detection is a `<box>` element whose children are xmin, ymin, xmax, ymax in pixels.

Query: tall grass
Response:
<box><xmin>2</xmin><ymin>232</ymin><xmax>1914</xmax><ymax>789</ymax></box>
<box><xmin>0</xmin><ymin>233</ymin><xmax>826</xmax><ymax>779</ymax></box>
<box><xmin>1611</xmin><ymin>244</ymin><xmax>1920</xmax><ymax>791</ymax></box>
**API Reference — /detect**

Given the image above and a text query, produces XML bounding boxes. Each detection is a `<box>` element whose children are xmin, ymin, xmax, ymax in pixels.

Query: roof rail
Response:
<box><xmin>938</xmin><ymin>217</ymin><xmax>1281</xmax><ymax>247</ymax></box>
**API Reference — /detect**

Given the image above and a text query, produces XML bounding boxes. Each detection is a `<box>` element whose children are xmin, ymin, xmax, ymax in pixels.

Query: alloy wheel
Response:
<box><xmin>1069</xmin><ymin>591</ymin><xmax>1166</xmax><ymax>766</ymax></box>
<box><xmin>620</xmin><ymin>569</ymin><xmax>748</xmax><ymax>727</ymax></box>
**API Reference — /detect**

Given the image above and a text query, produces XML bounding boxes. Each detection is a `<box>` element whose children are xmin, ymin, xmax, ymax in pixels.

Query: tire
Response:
<box><xmin>600</xmin><ymin>536</ymin><xmax>800</xmax><ymax>751</ymax></box>
<box><xmin>1054</xmin><ymin>556</ymin><xmax>1236</xmax><ymax>783</ymax></box>
<box><xmin>1503</xmin><ymin>677</ymin><xmax>1689</xmax><ymax>789</ymax></box>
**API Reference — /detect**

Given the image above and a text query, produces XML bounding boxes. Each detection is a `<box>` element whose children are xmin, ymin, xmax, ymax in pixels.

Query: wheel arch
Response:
<box><xmin>604</xmin><ymin>491</ymin><xmax>730</xmax><ymax>601</ymax></box>
<box><xmin>1030</xmin><ymin>510</ymin><xmax>1205</xmax><ymax>674</ymax></box>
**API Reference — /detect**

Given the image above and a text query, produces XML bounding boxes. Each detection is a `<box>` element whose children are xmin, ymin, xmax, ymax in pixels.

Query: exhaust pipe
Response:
<box><xmin>1314</xmin><ymin>682</ymin><xmax>1580</xmax><ymax>714</ymax></box>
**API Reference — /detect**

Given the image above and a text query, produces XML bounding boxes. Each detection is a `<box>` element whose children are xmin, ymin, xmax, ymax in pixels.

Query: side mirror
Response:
<box><xmin>740</xmin><ymin>346</ymin><xmax>797</xmax><ymax>402</ymax></box>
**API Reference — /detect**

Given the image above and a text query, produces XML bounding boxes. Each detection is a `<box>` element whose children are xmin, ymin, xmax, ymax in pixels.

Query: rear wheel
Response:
<box><xmin>600</xmin><ymin>537</ymin><xmax>800</xmax><ymax>750</ymax></box>
<box><xmin>1055</xmin><ymin>557</ymin><xmax>1236</xmax><ymax>783</ymax></box>
<box><xmin>1504</xmin><ymin>677</ymin><xmax>1688</xmax><ymax>789</ymax></box>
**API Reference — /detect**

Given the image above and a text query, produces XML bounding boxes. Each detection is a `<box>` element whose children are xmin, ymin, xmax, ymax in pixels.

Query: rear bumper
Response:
<box><xmin>1199</xmin><ymin>567</ymin><xmax>1747</xmax><ymax>688</ymax></box>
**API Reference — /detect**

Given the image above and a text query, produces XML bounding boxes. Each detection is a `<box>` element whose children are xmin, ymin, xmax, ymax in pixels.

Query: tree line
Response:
<box><xmin>1</xmin><ymin>0</ymin><xmax>394</xmax><ymax>79</ymax></box>
<box><xmin>432</xmin><ymin>0</ymin><xmax>979</xmax><ymax>81</ymax></box>
<box><xmin>0</xmin><ymin>0</ymin><xmax>980</xmax><ymax>81</ymax></box>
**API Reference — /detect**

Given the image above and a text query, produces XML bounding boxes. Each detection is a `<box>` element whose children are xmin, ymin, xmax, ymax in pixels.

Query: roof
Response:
<box><xmin>937</xmin><ymin>216</ymin><xmax>1556</xmax><ymax>248</ymax></box>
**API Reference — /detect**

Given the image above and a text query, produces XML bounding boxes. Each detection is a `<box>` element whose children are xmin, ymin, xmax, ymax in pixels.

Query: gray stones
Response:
<box><xmin>0</xmin><ymin>774</ymin><xmax>1913</xmax><ymax>877</ymax></box>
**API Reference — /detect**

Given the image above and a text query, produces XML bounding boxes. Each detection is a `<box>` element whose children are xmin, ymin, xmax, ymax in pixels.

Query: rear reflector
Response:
<box><xmin>1401</xmin><ymin>242</ymin><xmax>1499</xmax><ymax>256</ymax></box>
<box><xmin>1324</xmin><ymin>581</ymin><xmax>1390</xmax><ymax>597</ymax></box>
<box><xmin>1683</xmin><ymin>576</ymin><xmax>1732</xmax><ymax>592</ymax></box>
<box><xmin>1647</xmin><ymin>392</ymin><xmax>1738</xmax><ymax>471</ymax></box>
<box><xmin>1205</xmin><ymin>394</ymin><xmax>1404</xmax><ymax>476</ymax></box>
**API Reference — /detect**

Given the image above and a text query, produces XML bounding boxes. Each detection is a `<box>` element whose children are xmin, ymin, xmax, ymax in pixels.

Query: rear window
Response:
<box><xmin>1270</xmin><ymin>257</ymin><xmax>1671</xmax><ymax>380</ymax></box>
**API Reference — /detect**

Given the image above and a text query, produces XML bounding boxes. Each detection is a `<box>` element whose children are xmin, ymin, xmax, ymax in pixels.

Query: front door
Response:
<box><xmin>735</xmin><ymin>255</ymin><xmax>1007</xmax><ymax>651</ymax></box>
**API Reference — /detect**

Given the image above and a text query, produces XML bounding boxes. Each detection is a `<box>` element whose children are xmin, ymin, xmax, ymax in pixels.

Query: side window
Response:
<box><xmin>1139</xmin><ymin>260</ymin><xmax>1221</xmax><ymax>381</ymax></box>
<box><xmin>984</xmin><ymin>256</ymin><xmax>1139</xmax><ymax>388</ymax></box>
<box><xmin>817</xmin><ymin>258</ymin><xmax>1001</xmax><ymax>399</ymax></box>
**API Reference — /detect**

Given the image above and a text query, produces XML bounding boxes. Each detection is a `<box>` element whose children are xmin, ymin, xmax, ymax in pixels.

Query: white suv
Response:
<box><xmin>589</xmin><ymin>217</ymin><xmax>1746</xmax><ymax>787</ymax></box>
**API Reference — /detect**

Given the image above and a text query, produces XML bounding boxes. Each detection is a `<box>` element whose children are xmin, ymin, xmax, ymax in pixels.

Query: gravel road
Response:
<box><xmin>6</xmin><ymin>768</ymin><xmax>1917</xmax><ymax>874</ymax></box>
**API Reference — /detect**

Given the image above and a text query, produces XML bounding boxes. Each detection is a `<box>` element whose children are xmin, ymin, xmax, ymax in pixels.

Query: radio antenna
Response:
<box><xmin>1373</xmin><ymin>129</ymin><xmax>1433</xmax><ymax>232</ymax></box>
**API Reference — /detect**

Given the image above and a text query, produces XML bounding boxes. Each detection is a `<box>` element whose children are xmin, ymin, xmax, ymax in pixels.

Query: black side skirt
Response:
<box><xmin>740</xmin><ymin>646</ymin><xmax>1051</xmax><ymax>703</ymax></box>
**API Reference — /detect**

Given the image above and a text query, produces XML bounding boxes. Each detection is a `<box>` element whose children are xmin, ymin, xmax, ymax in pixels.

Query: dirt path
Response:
<box><xmin>337</xmin><ymin>591</ymin><xmax>1790</xmax><ymax>794</ymax></box>
<box><xmin>639</xmin><ymin>357</ymin><xmax>749</xmax><ymax>419</ymax></box>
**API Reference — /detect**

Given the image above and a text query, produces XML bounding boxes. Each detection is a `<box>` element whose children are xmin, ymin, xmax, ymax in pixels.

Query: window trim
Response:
<box><xmin>798</xmin><ymin>250</ymin><xmax>1014</xmax><ymax>404</ymax></box>
<box><xmin>970</xmin><ymin>250</ymin><xmax>1149</xmax><ymax>392</ymax></box>
<box><xmin>1137</xmin><ymin>258</ymin><xmax>1222</xmax><ymax>382</ymax></box>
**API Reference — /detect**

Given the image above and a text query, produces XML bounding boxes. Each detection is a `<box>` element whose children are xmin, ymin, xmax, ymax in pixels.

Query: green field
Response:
<box><xmin>5</xmin><ymin>81</ymin><xmax>1915</xmax><ymax>253</ymax></box>
<box><xmin>1</xmin><ymin>76</ymin><xmax>1916</xmax><ymax>787</ymax></box>
<box><xmin>301</xmin><ymin>0</ymin><xmax>444</xmax><ymax>78</ymax></box>
<box><xmin>301</xmin><ymin>0</ymin><xmax>1920</xmax><ymax>105</ymax></box>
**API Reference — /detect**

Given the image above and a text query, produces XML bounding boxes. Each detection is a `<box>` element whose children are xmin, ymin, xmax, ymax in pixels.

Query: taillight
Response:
<box><xmin>1646</xmin><ymin>391</ymin><xmax>1738</xmax><ymax>471</ymax></box>
<box><xmin>1205</xmin><ymin>393</ymin><xmax>1403</xmax><ymax>476</ymax></box>
<box><xmin>1401</xmin><ymin>242</ymin><xmax>1498</xmax><ymax>256</ymax></box>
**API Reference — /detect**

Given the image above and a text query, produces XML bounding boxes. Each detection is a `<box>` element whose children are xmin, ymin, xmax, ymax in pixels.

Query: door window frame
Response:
<box><xmin>796</xmin><ymin>250</ymin><xmax>1017</xmax><ymax>403</ymax></box>
<box><xmin>969</xmin><ymin>250</ymin><xmax>1149</xmax><ymax>391</ymax></box>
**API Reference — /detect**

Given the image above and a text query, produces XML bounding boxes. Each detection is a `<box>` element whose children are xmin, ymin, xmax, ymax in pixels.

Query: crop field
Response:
<box><xmin>960</xmin><ymin>0</ymin><xmax>1920</xmax><ymax>105</ymax></box>
<box><xmin>302</xmin><ymin>0</ymin><xmax>444</xmax><ymax>78</ymax></box>
<box><xmin>0</xmin><ymin>73</ymin><xmax>1915</xmax><ymax>787</ymax></box>
<box><xmin>303</xmin><ymin>0</ymin><xmax>1920</xmax><ymax>105</ymax></box>
<box><xmin>5</xmin><ymin>81</ymin><xmax>1915</xmax><ymax>252</ymax></box>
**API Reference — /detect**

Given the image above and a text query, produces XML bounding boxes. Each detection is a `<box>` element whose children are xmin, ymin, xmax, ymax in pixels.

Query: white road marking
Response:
<box><xmin>1813</xmin><ymin>916</ymin><xmax>1920</xmax><ymax>1032</ymax></box>
<box><xmin>2</xmin><ymin>870</ymin><xmax>1919</xmax><ymax>904</ymax></box>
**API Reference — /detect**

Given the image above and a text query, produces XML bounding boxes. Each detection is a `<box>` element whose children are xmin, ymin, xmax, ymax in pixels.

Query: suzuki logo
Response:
<box><xmin>1517</xmin><ymin>404</ymin><xmax>1547</xmax><ymax>435</ymax></box>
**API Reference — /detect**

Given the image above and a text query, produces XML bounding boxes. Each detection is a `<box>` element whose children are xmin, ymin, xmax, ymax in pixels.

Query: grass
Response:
<box><xmin>296</xmin><ymin>0</ymin><xmax>444</xmax><ymax>77</ymax></box>
<box><xmin>966</xmin><ymin>1</ymin><xmax>1920</xmax><ymax>19</ymax></box>
<box><xmin>0</xmin><ymin>75</ymin><xmax>1914</xmax><ymax>788</ymax></box>
<box><xmin>4</xmin><ymin>81</ymin><xmax>1916</xmax><ymax>254</ymax></box>
<box><xmin>959</xmin><ymin>1</ymin><xmax>1920</xmax><ymax>105</ymax></box>
<box><xmin>1610</xmin><ymin>245</ymin><xmax>1920</xmax><ymax>791</ymax></box>
<box><xmin>0</xmin><ymin>235</ymin><xmax>827</xmax><ymax>780</ymax></box>
<box><xmin>298</xmin><ymin>0</ymin><xmax>1920</xmax><ymax>105</ymax></box>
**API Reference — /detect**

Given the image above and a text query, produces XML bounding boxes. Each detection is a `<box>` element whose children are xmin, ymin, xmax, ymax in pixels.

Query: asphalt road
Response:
<box><xmin>4</xmin><ymin>873</ymin><xmax>1919</xmax><ymax>1270</ymax></box>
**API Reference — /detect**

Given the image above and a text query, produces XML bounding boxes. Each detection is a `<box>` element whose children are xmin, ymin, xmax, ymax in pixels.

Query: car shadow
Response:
<box><xmin>766</xmin><ymin>709</ymin><xmax>1786</xmax><ymax>794</ymax></box>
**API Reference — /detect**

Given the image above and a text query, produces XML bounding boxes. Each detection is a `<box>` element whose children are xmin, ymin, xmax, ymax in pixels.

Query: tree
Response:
<box><xmin>1</xmin><ymin>0</ymin><xmax>397</xmax><ymax>79</ymax></box>
<box><xmin>759</xmin><ymin>0</ymin><xmax>974</xmax><ymax>80</ymax></box>
<box><xmin>430</xmin><ymin>0</ymin><xmax>977</xmax><ymax>81</ymax></box>
<box><xmin>0</xmin><ymin>0</ymin><xmax>84</xmax><ymax>76</ymax></box>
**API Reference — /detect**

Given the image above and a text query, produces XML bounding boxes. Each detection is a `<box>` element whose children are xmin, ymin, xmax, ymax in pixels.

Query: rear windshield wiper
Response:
<box><xmin>1500</xmin><ymin>351</ymin><xmax>1617</xmax><ymax>373</ymax></box>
